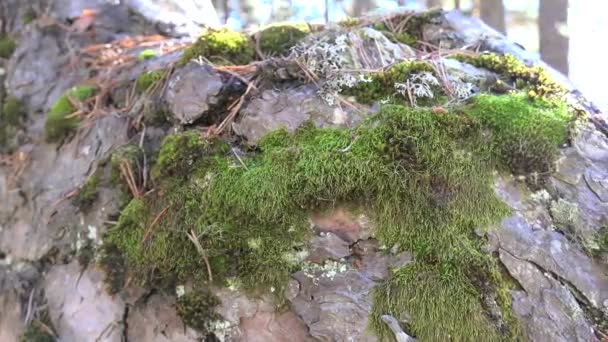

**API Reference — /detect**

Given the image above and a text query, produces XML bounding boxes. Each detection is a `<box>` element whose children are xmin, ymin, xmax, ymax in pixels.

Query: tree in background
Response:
<box><xmin>427</xmin><ymin>0</ymin><xmax>442</xmax><ymax>8</ymax></box>
<box><xmin>480</xmin><ymin>0</ymin><xmax>506</xmax><ymax>34</ymax></box>
<box><xmin>353</xmin><ymin>0</ymin><xmax>374</xmax><ymax>17</ymax></box>
<box><xmin>539</xmin><ymin>0</ymin><xmax>569</xmax><ymax>75</ymax></box>
<box><xmin>271</xmin><ymin>0</ymin><xmax>296</xmax><ymax>22</ymax></box>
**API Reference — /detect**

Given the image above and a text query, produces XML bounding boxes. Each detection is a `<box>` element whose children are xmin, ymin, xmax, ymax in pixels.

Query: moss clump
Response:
<box><xmin>179</xmin><ymin>28</ymin><xmax>254</xmax><ymax>66</ymax></box>
<box><xmin>142</xmin><ymin>99</ymin><xmax>169</xmax><ymax>126</ymax></box>
<box><xmin>176</xmin><ymin>290</ymin><xmax>222</xmax><ymax>334</ymax></box>
<box><xmin>44</xmin><ymin>85</ymin><xmax>96</xmax><ymax>142</ymax></box>
<box><xmin>372</xmin><ymin>22</ymin><xmax>417</xmax><ymax>46</ymax></box>
<box><xmin>73</xmin><ymin>175</ymin><xmax>99</xmax><ymax>210</ymax></box>
<box><xmin>2</xmin><ymin>97</ymin><xmax>25</xmax><ymax>125</ymax></box>
<box><xmin>452</xmin><ymin>53</ymin><xmax>566</xmax><ymax>98</ymax></box>
<box><xmin>97</xmin><ymin>243</ymin><xmax>126</xmax><ymax>294</ymax></box>
<box><xmin>257</xmin><ymin>23</ymin><xmax>310</xmax><ymax>56</ymax></box>
<box><xmin>109</xmin><ymin>144</ymin><xmax>143</xmax><ymax>205</ymax></box>
<box><xmin>0</xmin><ymin>97</ymin><xmax>25</xmax><ymax>150</ymax></box>
<box><xmin>23</xmin><ymin>8</ymin><xmax>37</xmax><ymax>24</ymax></box>
<box><xmin>138</xmin><ymin>49</ymin><xmax>157</xmax><ymax>61</ymax></box>
<box><xmin>0</xmin><ymin>34</ymin><xmax>17</xmax><ymax>58</ymax></box>
<box><xmin>372</xmin><ymin>9</ymin><xmax>442</xmax><ymax>47</ymax></box>
<box><xmin>594</xmin><ymin>228</ymin><xmax>608</xmax><ymax>256</ymax></box>
<box><xmin>344</xmin><ymin>60</ymin><xmax>444</xmax><ymax>106</ymax></box>
<box><xmin>466</xmin><ymin>92</ymin><xmax>570</xmax><ymax>176</ymax></box>
<box><xmin>105</xmin><ymin>102</ymin><xmax>534</xmax><ymax>339</ymax></box>
<box><xmin>136</xmin><ymin>70</ymin><xmax>163</xmax><ymax>93</ymax></box>
<box><xmin>19</xmin><ymin>324</ymin><xmax>55</xmax><ymax>342</ymax></box>
<box><xmin>339</xmin><ymin>17</ymin><xmax>361</xmax><ymax>27</ymax></box>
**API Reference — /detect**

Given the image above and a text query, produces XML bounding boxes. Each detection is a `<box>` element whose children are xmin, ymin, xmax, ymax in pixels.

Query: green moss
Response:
<box><xmin>179</xmin><ymin>28</ymin><xmax>254</xmax><ymax>66</ymax></box>
<box><xmin>138</xmin><ymin>49</ymin><xmax>157</xmax><ymax>61</ymax></box>
<box><xmin>0</xmin><ymin>97</ymin><xmax>25</xmax><ymax>150</ymax></box>
<box><xmin>19</xmin><ymin>324</ymin><xmax>55</xmax><ymax>342</ymax></box>
<box><xmin>109</xmin><ymin>144</ymin><xmax>143</xmax><ymax>207</ymax></box>
<box><xmin>176</xmin><ymin>290</ymin><xmax>222</xmax><ymax>334</ymax></box>
<box><xmin>44</xmin><ymin>85</ymin><xmax>96</xmax><ymax>142</ymax></box>
<box><xmin>136</xmin><ymin>70</ymin><xmax>163</xmax><ymax>93</ymax></box>
<box><xmin>105</xmin><ymin>102</ymin><xmax>533</xmax><ymax>339</ymax></box>
<box><xmin>339</xmin><ymin>17</ymin><xmax>361</xmax><ymax>27</ymax></box>
<box><xmin>73</xmin><ymin>175</ymin><xmax>99</xmax><ymax>210</ymax></box>
<box><xmin>142</xmin><ymin>100</ymin><xmax>169</xmax><ymax>126</ymax></box>
<box><xmin>466</xmin><ymin>92</ymin><xmax>571</xmax><ymax>175</ymax></box>
<box><xmin>97</xmin><ymin>243</ymin><xmax>126</xmax><ymax>294</ymax></box>
<box><xmin>23</xmin><ymin>8</ymin><xmax>37</xmax><ymax>24</ymax></box>
<box><xmin>373</xmin><ymin>9</ymin><xmax>442</xmax><ymax>48</ymax></box>
<box><xmin>2</xmin><ymin>97</ymin><xmax>25</xmax><ymax>125</ymax></box>
<box><xmin>257</xmin><ymin>22</ymin><xmax>310</xmax><ymax>56</ymax></box>
<box><xmin>452</xmin><ymin>53</ymin><xmax>566</xmax><ymax>98</ymax></box>
<box><xmin>0</xmin><ymin>34</ymin><xmax>16</xmax><ymax>58</ymax></box>
<box><xmin>344</xmin><ymin>60</ymin><xmax>444</xmax><ymax>106</ymax></box>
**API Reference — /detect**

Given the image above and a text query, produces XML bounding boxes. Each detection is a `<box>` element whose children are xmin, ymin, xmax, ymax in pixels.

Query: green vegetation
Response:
<box><xmin>372</xmin><ymin>22</ymin><xmax>417</xmax><ymax>46</ymax></box>
<box><xmin>136</xmin><ymin>70</ymin><xmax>163</xmax><ymax>93</ymax></box>
<box><xmin>97</xmin><ymin>243</ymin><xmax>126</xmax><ymax>294</ymax></box>
<box><xmin>179</xmin><ymin>28</ymin><xmax>254</xmax><ymax>66</ymax></box>
<box><xmin>73</xmin><ymin>175</ymin><xmax>99</xmax><ymax>210</ymax></box>
<box><xmin>344</xmin><ymin>60</ymin><xmax>444</xmax><ymax>105</ymax></box>
<box><xmin>0</xmin><ymin>97</ymin><xmax>25</xmax><ymax>150</ymax></box>
<box><xmin>23</xmin><ymin>8</ymin><xmax>37</xmax><ymax>24</ymax></box>
<box><xmin>258</xmin><ymin>23</ymin><xmax>310</xmax><ymax>56</ymax></box>
<box><xmin>2</xmin><ymin>97</ymin><xmax>25</xmax><ymax>125</ymax></box>
<box><xmin>176</xmin><ymin>290</ymin><xmax>222</xmax><ymax>334</ymax></box>
<box><xmin>19</xmin><ymin>324</ymin><xmax>55</xmax><ymax>342</ymax></box>
<box><xmin>452</xmin><ymin>53</ymin><xmax>566</xmax><ymax>98</ymax></box>
<box><xmin>0</xmin><ymin>34</ymin><xmax>16</xmax><ymax>58</ymax></box>
<box><xmin>44</xmin><ymin>85</ymin><xmax>96</xmax><ymax>142</ymax></box>
<box><xmin>466</xmin><ymin>92</ymin><xmax>570</xmax><ymax>176</ymax></box>
<box><xmin>138</xmin><ymin>49</ymin><xmax>157</xmax><ymax>61</ymax></box>
<box><xmin>104</xmin><ymin>85</ymin><xmax>573</xmax><ymax>339</ymax></box>
<box><xmin>339</xmin><ymin>17</ymin><xmax>361</xmax><ymax>27</ymax></box>
<box><xmin>109</xmin><ymin>144</ymin><xmax>143</xmax><ymax>206</ymax></box>
<box><xmin>372</xmin><ymin>9</ymin><xmax>442</xmax><ymax>47</ymax></box>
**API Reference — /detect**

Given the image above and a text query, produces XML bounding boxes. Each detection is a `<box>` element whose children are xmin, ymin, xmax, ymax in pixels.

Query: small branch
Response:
<box><xmin>186</xmin><ymin>229</ymin><xmax>213</xmax><ymax>282</ymax></box>
<box><xmin>381</xmin><ymin>315</ymin><xmax>417</xmax><ymax>342</ymax></box>
<box><xmin>141</xmin><ymin>205</ymin><xmax>170</xmax><ymax>246</ymax></box>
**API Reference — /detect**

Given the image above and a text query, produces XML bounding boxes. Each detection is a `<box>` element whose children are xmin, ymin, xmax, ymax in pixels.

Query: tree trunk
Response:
<box><xmin>479</xmin><ymin>0</ymin><xmax>506</xmax><ymax>34</ymax></box>
<box><xmin>427</xmin><ymin>0</ymin><xmax>443</xmax><ymax>8</ymax></box>
<box><xmin>352</xmin><ymin>0</ymin><xmax>373</xmax><ymax>17</ymax></box>
<box><xmin>539</xmin><ymin>0</ymin><xmax>569</xmax><ymax>75</ymax></box>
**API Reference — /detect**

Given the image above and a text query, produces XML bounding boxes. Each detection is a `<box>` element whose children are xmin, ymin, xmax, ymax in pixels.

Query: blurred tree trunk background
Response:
<box><xmin>539</xmin><ymin>0</ymin><xmax>569</xmax><ymax>75</ymax></box>
<box><xmin>193</xmin><ymin>0</ymin><xmax>571</xmax><ymax>77</ymax></box>
<box><xmin>480</xmin><ymin>0</ymin><xmax>506</xmax><ymax>34</ymax></box>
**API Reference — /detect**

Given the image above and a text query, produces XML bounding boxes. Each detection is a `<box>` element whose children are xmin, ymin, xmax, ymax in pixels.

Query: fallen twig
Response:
<box><xmin>141</xmin><ymin>205</ymin><xmax>170</xmax><ymax>246</ymax></box>
<box><xmin>186</xmin><ymin>229</ymin><xmax>213</xmax><ymax>282</ymax></box>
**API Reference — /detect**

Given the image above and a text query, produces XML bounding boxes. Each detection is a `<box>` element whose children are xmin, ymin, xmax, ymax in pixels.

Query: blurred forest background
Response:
<box><xmin>155</xmin><ymin>0</ymin><xmax>605</xmax><ymax>109</ymax></box>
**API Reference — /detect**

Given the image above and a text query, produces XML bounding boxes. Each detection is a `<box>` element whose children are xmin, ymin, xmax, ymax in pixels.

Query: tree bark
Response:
<box><xmin>479</xmin><ymin>0</ymin><xmax>506</xmax><ymax>34</ymax></box>
<box><xmin>352</xmin><ymin>0</ymin><xmax>373</xmax><ymax>17</ymax></box>
<box><xmin>539</xmin><ymin>0</ymin><xmax>569</xmax><ymax>75</ymax></box>
<box><xmin>427</xmin><ymin>0</ymin><xmax>443</xmax><ymax>8</ymax></box>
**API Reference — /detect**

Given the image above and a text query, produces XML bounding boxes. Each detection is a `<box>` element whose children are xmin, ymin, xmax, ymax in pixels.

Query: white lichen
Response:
<box><xmin>176</xmin><ymin>285</ymin><xmax>186</xmax><ymax>298</ymax></box>
<box><xmin>282</xmin><ymin>250</ymin><xmax>309</xmax><ymax>265</ymax></box>
<box><xmin>226</xmin><ymin>277</ymin><xmax>242</xmax><ymax>291</ymax></box>
<box><xmin>301</xmin><ymin>260</ymin><xmax>349</xmax><ymax>284</ymax></box>
<box><xmin>394</xmin><ymin>72</ymin><xmax>440</xmax><ymax>106</ymax></box>
<box><xmin>550</xmin><ymin>198</ymin><xmax>579</xmax><ymax>228</ymax></box>
<box><xmin>531</xmin><ymin>189</ymin><xmax>552</xmax><ymax>205</ymax></box>
<box><xmin>247</xmin><ymin>237</ymin><xmax>263</xmax><ymax>250</ymax></box>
